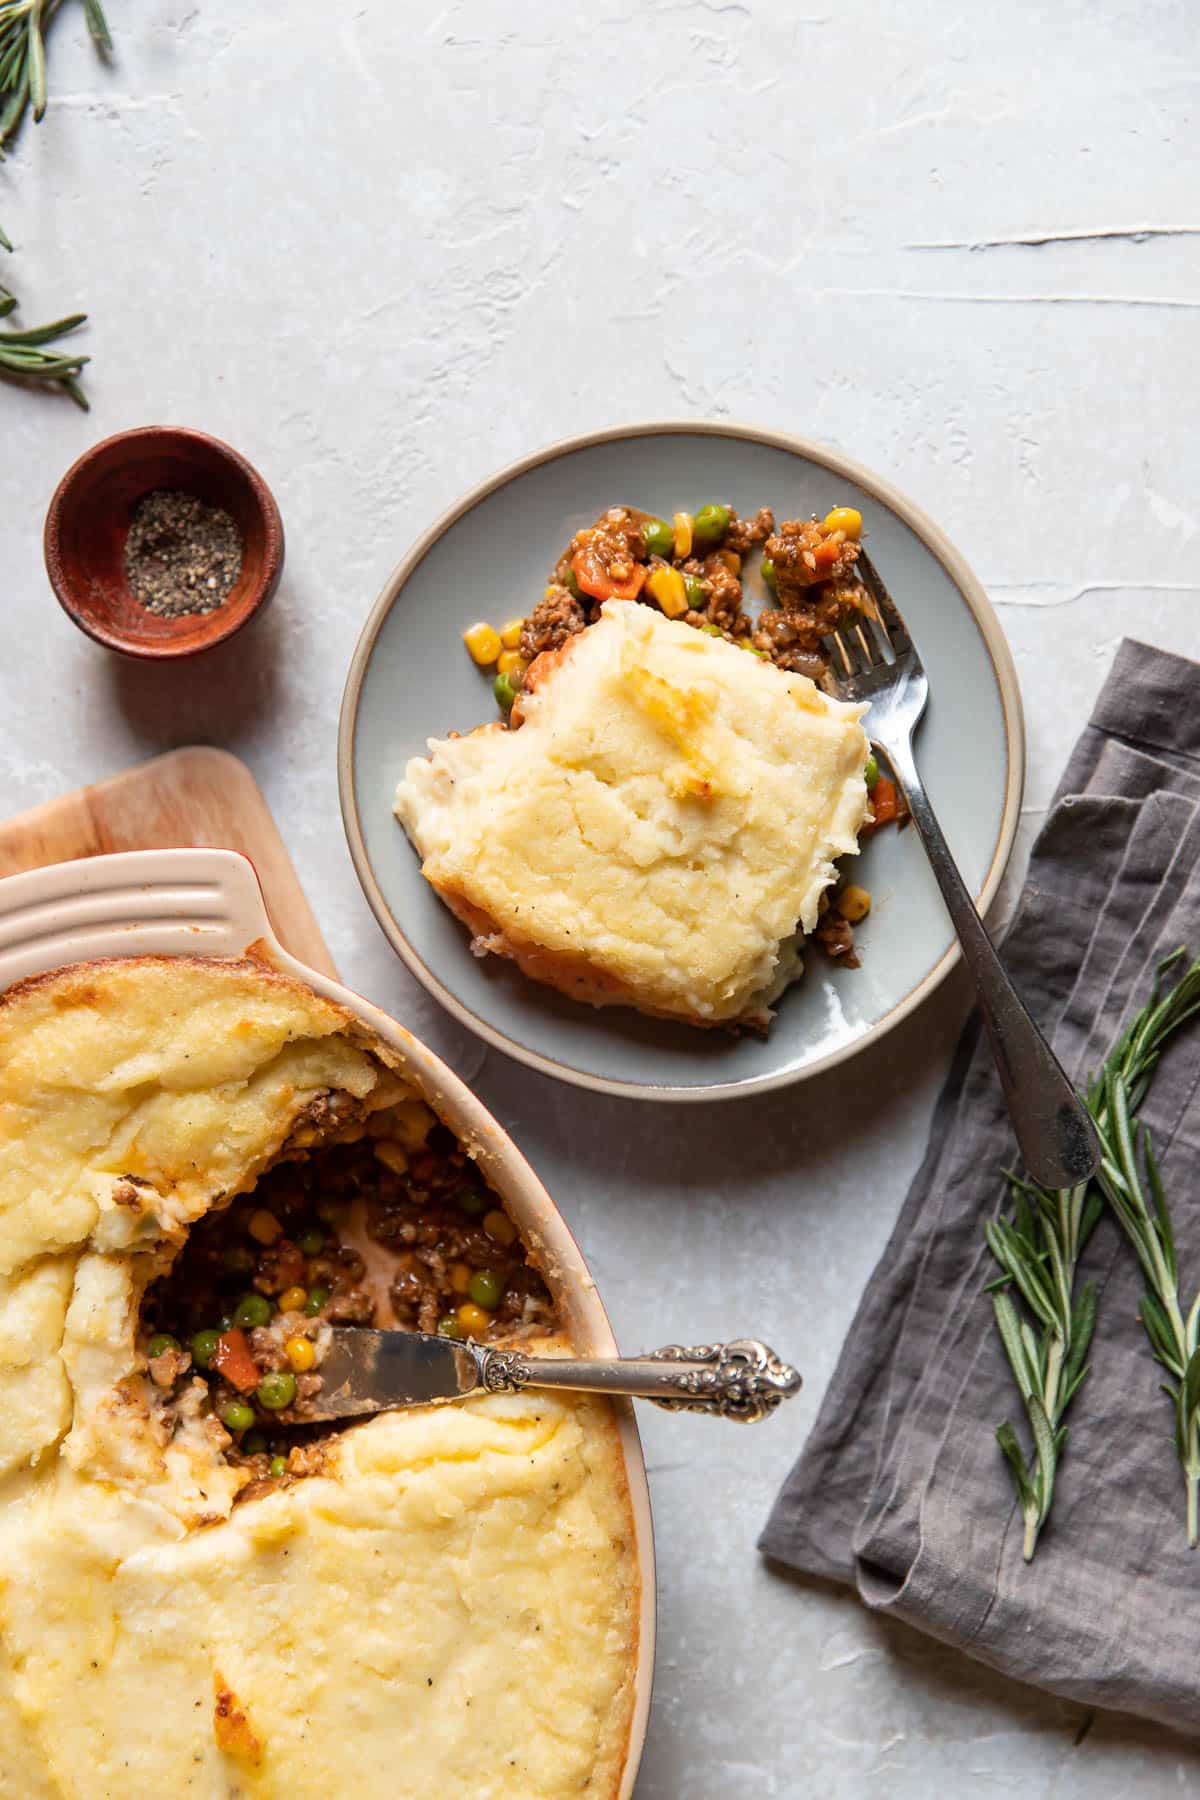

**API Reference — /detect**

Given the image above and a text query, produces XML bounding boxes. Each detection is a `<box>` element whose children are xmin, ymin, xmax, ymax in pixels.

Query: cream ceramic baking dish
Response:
<box><xmin>0</xmin><ymin>845</ymin><xmax>655</xmax><ymax>1797</ymax></box>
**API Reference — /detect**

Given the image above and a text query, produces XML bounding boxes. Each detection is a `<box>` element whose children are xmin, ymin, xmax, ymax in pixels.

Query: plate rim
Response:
<box><xmin>338</xmin><ymin>418</ymin><xmax>1025</xmax><ymax>1102</ymax></box>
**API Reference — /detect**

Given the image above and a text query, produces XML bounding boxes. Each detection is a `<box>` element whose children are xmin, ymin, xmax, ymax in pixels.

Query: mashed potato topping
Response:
<box><xmin>0</xmin><ymin>957</ymin><xmax>637</xmax><ymax>1799</ymax></box>
<box><xmin>396</xmin><ymin>600</ymin><xmax>870</xmax><ymax>1026</ymax></box>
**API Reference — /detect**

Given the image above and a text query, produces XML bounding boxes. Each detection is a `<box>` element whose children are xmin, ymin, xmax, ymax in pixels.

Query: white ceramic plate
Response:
<box><xmin>339</xmin><ymin>422</ymin><xmax>1023</xmax><ymax>1101</ymax></box>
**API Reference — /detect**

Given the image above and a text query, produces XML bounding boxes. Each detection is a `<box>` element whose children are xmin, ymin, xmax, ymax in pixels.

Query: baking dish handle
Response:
<box><xmin>0</xmin><ymin>848</ymin><xmax>279</xmax><ymax>994</ymax></box>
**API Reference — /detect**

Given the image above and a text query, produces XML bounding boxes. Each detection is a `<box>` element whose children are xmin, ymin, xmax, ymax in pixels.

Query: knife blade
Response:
<box><xmin>313</xmin><ymin>1328</ymin><xmax>484</xmax><ymax>1420</ymax></box>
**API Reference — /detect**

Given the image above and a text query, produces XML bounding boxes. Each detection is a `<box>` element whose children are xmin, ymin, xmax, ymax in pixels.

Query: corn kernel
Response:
<box><xmin>449</xmin><ymin>1261</ymin><xmax>473</xmax><ymax>1295</ymax></box>
<box><xmin>717</xmin><ymin>549</ymin><xmax>742</xmax><ymax>574</ymax></box>
<box><xmin>544</xmin><ymin>585</ymin><xmax>559</xmax><ymax>601</ymax></box>
<box><xmin>646</xmin><ymin>564</ymin><xmax>688</xmax><ymax>619</ymax></box>
<box><xmin>284</xmin><ymin>1336</ymin><xmax>317</xmax><ymax>1373</ymax></box>
<box><xmin>373</xmin><ymin>1139</ymin><xmax>409</xmax><ymax>1175</ymax></box>
<box><xmin>823</xmin><ymin>506</ymin><xmax>863</xmax><ymax>540</ymax></box>
<box><xmin>248</xmin><ymin>1209</ymin><xmax>282</xmax><ymax>1246</ymax></box>
<box><xmin>672</xmin><ymin>511</ymin><xmax>693</xmax><ymax>558</ymax></box>
<box><xmin>278</xmin><ymin>1286</ymin><xmax>308</xmax><ymax>1315</ymax></box>
<box><xmin>838</xmin><ymin>884</ymin><xmax>872</xmax><ymax>923</ymax></box>
<box><xmin>463</xmin><ymin>622</ymin><xmax>502</xmax><ymax>666</ymax></box>
<box><xmin>500</xmin><ymin>618</ymin><xmax>525</xmax><ymax>649</ymax></box>
<box><xmin>497</xmin><ymin>649</ymin><xmax>528</xmax><ymax>679</ymax></box>
<box><xmin>483</xmin><ymin>1209</ymin><xmax>518</xmax><ymax>1248</ymax></box>
<box><xmin>456</xmin><ymin>1301</ymin><xmax>491</xmax><ymax>1336</ymax></box>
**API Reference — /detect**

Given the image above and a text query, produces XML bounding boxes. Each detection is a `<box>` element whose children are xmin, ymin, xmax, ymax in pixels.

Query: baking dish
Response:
<box><xmin>0</xmin><ymin>845</ymin><xmax>655</xmax><ymax>1797</ymax></box>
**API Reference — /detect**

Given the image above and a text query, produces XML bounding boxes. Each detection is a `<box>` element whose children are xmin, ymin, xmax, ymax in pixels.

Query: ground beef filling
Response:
<box><xmin>520</xmin><ymin>502</ymin><xmax>864</xmax><ymax>676</ymax></box>
<box><xmin>141</xmin><ymin>1100</ymin><xmax>556</xmax><ymax>1491</ymax></box>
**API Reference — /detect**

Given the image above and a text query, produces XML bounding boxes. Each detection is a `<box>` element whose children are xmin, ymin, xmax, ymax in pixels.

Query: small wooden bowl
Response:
<box><xmin>44</xmin><ymin>426</ymin><xmax>284</xmax><ymax>659</ymax></box>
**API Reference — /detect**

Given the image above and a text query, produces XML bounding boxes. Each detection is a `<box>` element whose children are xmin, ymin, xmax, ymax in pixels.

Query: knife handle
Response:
<box><xmin>472</xmin><ymin>1337</ymin><xmax>801</xmax><ymax>1423</ymax></box>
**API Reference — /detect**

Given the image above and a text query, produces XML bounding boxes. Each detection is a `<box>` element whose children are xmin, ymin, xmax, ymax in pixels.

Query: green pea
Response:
<box><xmin>304</xmin><ymin>1286</ymin><xmax>330</xmax><ymax>1317</ymax></box>
<box><xmin>257</xmin><ymin>1371</ymin><xmax>297</xmax><ymax>1411</ymax></box>
<box><xmin>642</xmin><ymin>517</ymin><xmax>674</xmax><ymax>559</ymax></box>
<box><xmin>219</xmin><ymin>1399</ymin><xmax>256</xmax><ymax>1434</ymax></box>
<box><xmin>234</xmin><ymin>1292</ymin><xmax>272</xmax><ymax>1330</ymax></box>
<box><xmin>692</xmin><ymin>503</ymin><xmax>731</xmax><ymax>551</ymax></box>
<box><xmin>683</xmin><ymin>575</ymin><xmax>706</xmax><ymax>609</ymax></box>
<box><xmin>761</xmin><ymin>555</ymin><xmax>777</xmax><ymax>592</ymax></box>
<box><xmin>146</xmin><ymin>1333</ymin><xmax>179</xmax><ymax>1359</ymax></box>
<box><xmin>494</xmin><ymin>672</ymin><xmax>516</xmax><ymax>711</ymax></box>
<box><xmin>191</xmin><ymin>1328</ymin><xmax>221</xmax><ymax>1370</ymax></box>
<box><xmin>468</xmin><ymin>1269</ymin><xmax>504</xmax><ymax>1310</ymax></box>
<box><xmin>243</xmin><ymin>1430</ymin><xmax>267</xmax><ymax>1457</ymax></box>
<box><xmin>298</xmin><ymin>1228</ymin><xmax>326</xmax><ymax>1257</ymax></box>
<box><xmin>269</xmin><ymin>1455</ymin><xmax>288</xmax><ymax>1479</ymax></box>
<box><xmin>457</xmin><ymin>1185</ymin><xmax>488</xmax><ymax>1216</ymax></box>
<box><xmin>223</xmin><ymin>1245</ymin><xmax>255</xmax><ymax>1277</ymax></box>
<box><xmin>698</xmin><ymin>622</ymin><xmax>723</xmax><ymax>637</ymax></box>
<box><xmin>864</xmin><ymin>752</ymin><xmax>880</xmax><ymax>789</ymax></box>
<box><xmin>564</xmin><ymin>566</ymin><xmax>582</xmax><ymax>600</ymax></box>
<box><xmin>437</xmin><ymin>1315</ymin><xmax>463</xmax><ymax>1339</ymax></box>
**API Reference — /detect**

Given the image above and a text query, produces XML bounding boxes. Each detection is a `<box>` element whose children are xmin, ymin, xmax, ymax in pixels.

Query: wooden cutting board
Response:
<box><xmin>0</xmin><ymin>746</ymin><xmax>336</xmax><ymax>978</ymax></box>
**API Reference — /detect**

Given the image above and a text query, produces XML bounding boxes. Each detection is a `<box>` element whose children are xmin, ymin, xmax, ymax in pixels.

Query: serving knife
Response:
<box><xmin>309</xmin><ymin>1329</ymin><xmax>801</xmax><ymax>1424</ymax></box>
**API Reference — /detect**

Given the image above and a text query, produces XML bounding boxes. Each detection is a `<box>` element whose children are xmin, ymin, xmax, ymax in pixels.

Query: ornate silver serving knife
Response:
<box><xmin>311</xmin><ymin>1330</ymin><xmax>801</xmax><ymax>1424</ymax></box>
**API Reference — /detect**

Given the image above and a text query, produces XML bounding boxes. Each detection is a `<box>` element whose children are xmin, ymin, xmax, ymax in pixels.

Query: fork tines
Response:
<box><xmin>823</xmin><ymin>547</ymin><xmax>911</xmax><ymax>678</ymax></box>
<box><xmin>855</xmin><ymin>548</ymin><xmax>911</xmax><ymax>657</ymax></box>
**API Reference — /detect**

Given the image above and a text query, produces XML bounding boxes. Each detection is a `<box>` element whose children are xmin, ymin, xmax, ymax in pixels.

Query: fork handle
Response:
<box><xmin>880</xmin><ymin>736</ymin><xmax>1100</xmax><ymax>1190</ymax></box>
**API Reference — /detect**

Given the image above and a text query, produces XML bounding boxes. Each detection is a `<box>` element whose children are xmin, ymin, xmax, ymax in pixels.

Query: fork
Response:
<box><xmin>822</xmin><ymin>548</ymin><xmax>1100</xmax><ymax>1190</ymax></box>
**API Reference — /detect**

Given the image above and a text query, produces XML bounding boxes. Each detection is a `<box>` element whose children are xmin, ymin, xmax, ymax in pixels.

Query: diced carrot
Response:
<box><xmin>870</xmin><ymin>777</ymin><xmax>900</xmax><ymax>826</ymax></box>
<box><xmin>572</xmin><ymin>546</ymin><xmax>646</xmax><ymax>603</ymax></box>
<box><xmin>213</xmin><ymin>1327</ymin><xmax>261</xmax><ymax>1394</ymax></box>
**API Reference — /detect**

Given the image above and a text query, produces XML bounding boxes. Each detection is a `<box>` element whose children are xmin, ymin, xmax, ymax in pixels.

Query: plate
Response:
<box><xmin>339</xmin><ymin>422</ymin><xmax>1023</xmax><ymax>1101</ymax></box>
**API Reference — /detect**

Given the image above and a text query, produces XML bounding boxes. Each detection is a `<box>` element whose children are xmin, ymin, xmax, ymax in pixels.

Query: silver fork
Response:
<box><xmin>822</xmin><ymin>548</ymin><xmax>1100</xmax><ymax>1190</ymax></box>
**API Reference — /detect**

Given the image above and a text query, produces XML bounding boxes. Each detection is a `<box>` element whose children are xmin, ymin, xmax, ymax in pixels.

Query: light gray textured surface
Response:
<box><xmin>1</xmin><ymin>2</ymin><xmax>1198</xmax><ymax>1793</ymax></box>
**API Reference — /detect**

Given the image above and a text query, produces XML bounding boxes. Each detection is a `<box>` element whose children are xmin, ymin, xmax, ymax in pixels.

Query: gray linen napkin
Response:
<box><xmin>761</xmin><ymin>638</ymin><xmax>1200</xmax><ymax>1733</ymax></box>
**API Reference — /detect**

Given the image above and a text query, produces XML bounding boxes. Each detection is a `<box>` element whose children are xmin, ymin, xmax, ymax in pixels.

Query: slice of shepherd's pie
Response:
<box><xmin>395</xmin><ymin>600</ymin><xmax>870</xmax><ymax>1029</ymax></box>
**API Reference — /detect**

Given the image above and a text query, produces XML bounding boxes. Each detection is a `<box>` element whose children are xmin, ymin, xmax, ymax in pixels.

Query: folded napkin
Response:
<box><xmin>761</xmin><ymin>638</ymin><xmax>1200</xmax><ymax>1734</ymax></box>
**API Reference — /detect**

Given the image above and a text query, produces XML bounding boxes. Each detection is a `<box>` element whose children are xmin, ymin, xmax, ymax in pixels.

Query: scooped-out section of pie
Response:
<box><xmin>0</xmin><ymin>954</ymin><xmax>638</xmax><ymax>1799</ymax></box>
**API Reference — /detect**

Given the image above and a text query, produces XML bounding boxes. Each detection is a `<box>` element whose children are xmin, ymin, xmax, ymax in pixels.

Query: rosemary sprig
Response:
<box><xmin>0</xmin><ymin>0</ymin><xmax>111</xmax><ymax>151</ymax></box>
<box><xmin>0</xmin><ymin>0</ymin><xmax>109</xmax><ymax>406</ymax></box>
<box><xmin>1091</xmin><ymin>954</ymin><xmax>1200</xmax><ymax>1545</ymax></box>
<box><xmin>988</xmin><ymin>951</ymin><xmax>1200</xmax><ymax>1559</ymax></box>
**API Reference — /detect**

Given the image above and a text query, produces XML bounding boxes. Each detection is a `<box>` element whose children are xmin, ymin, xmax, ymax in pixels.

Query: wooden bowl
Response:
<box><xmin>44</xmin><ymin>426</ymin><xmax>284</xmax><ymax>659</ymax></box>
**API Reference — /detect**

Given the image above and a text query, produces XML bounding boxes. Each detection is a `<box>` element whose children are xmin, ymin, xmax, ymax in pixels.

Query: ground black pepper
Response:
<box><xmin>124</xmin><ymin>488</ymin><xmax>244</xmax><ymax>617</ymax></box>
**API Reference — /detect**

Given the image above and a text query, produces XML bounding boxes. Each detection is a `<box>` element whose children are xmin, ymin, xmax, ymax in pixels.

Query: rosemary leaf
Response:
<box><xmin>1144</xmin><ymin>1132</ymin><xmax>1176</xmax><ymax>1282</ymax></box>
<box><xmin>996</xmin><ymin>1421</ymin><xmax>1037</xmax><ymax>1517</ymax></box>
<box><xmin>0</xmin><ymin>306</ymin><xmax>84</xmax><ymax>343</ymax></box>
<box><xmin>1140</xmin><ymin>1290</ymin><xmax>1180</xmax><ymax>1374</ymax></box>
<box><xmin>993</xmin><ymin>1290</ymin><xmax>1035</xmax><ymax>1399</ymax></box>
<box><xmin>81</xmin><ymin>0</ymin><xmax>108</xmax><ymax>51</ymax></box>
<box><xmin>27</xmin><ymin>6</ymin><xmax>45</xmax><ymax>120</ymax></box>
<box><xmin>1063</xmin><ymin>1282</ymin><xmax>1097</xmax><ymax>1393</ymax></box>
